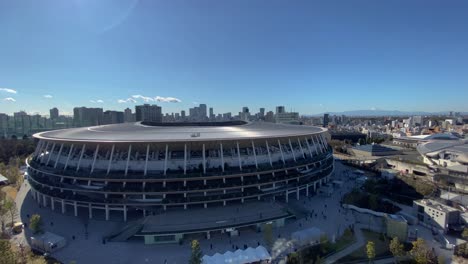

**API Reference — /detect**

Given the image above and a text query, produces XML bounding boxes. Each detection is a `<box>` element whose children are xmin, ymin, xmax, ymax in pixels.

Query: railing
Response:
<box><xmin>28</xmin><ymin>165</ymin><xmax>334</xmax><ymax>206</ymax></box>
<box><xmin>27</xmin><ymin>150</ymin><xmax>333</xmax><ymax>182</ymax></box>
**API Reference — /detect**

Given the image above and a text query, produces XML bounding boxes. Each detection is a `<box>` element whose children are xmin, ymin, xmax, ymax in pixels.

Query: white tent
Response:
<box><xmin>202</xmin><ymin>246</ymin><xmax>272</xmax><ymax>264</ymax></box>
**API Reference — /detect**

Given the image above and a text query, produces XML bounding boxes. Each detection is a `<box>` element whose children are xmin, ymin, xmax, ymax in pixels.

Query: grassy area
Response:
<box><xmin>338</xmin><ymin>230</ymin><xmax>392</xmax><ymax>262</ymax></box>
<box><xmin>292</xmin><ymin>228</ymin><xmax>356</xmax><ymax>264</ymax></box>
<box><xmin>1</xmin><ymin>186</ymin><xmax>17</xmax><ymax>200</ymax></box>
<box><xmin>362</xmin><ymin>177</ymin><xmax>434</xmax><ymax>205</ymax></box>
<box><xmin>342</xmin><ymin>189</ymin><xmax>401</xmax><ymax>214</ymax></box>
<box><xmin>331</xmin><ymin>229</ymin><xmax>356</xmax><ymax>253</ymax></box>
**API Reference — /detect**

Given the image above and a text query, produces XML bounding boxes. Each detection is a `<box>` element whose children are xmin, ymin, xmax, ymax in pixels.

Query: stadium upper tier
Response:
<box><xmin>33</xmin><ymin>121</ymin><xmax>325</xmax><ymax>143</ymax></box>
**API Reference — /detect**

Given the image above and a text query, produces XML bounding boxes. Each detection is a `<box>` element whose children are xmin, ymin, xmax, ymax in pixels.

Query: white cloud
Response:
<box><xmin>90</xmin><ymin>99</ymin><xmax>104</xmax><ymax>103</ymax></box>
<box><xmin>118</xmin><ymin>98</ymin><xmax>137</xmax><ymax>103</ymax></box>
<box><xmin>132</xmin><ymin>95</ymin><xmax>154</xmax><ymax>102</ymax></box>
<box><xmin>43</xmin><ymin>94</ymin><xmax>53</xmax><ymax>99</ymax></box>
<box><xmin>155</xmin><ymin>96</ymin><xmax>181</xmax><ymax>103</ymax></box>
<box><xmin>0</xmin><ymin>88</ymin><xmax>17</xmax><ymax>94</ymax></box>
<box><xmin>3</xmin><ymin>97</ymin><xmax>16</xmax><ymax>102</ymax></box>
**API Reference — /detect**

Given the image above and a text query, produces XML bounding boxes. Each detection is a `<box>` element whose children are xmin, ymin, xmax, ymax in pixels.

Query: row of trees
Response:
<box><xmin>0</xmin><ymin>192</ymin><xmax>18</xmax><ymax>234</ymax></box>
<box><xmin>0</xmin><ymin>157</ymin><xmax>24</xmax><ymax>190</ymax></box>
<box><xmin>0</xmin><ymin>239</ymin><xmax>48</xmax><ymax>264</ymax></box>
<box><xmin>366</xmin><ymin>237</ymin><xmax>446</xmax><ymax>264</ymax></box>
<box><xmin>0</xmin><ymin>138</ymin><xmax>36</xmax><ymax>165</ymax></box>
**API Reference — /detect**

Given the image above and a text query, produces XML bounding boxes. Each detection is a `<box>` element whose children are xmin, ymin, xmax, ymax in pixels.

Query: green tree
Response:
<box><xmin>263</xmin><ymin>223</ymin><xmax>274</xmax><ymax>251</ymax></box>
<box><xmin>319</xmin><ymin>234</ymin><xmax>331</xmax><ymax>254</ymax></box>
<box><xmin>462</xmin><ymin>228</ymin><xmax>468</xmax><ymax>239</ymax></box>
<box><xmin>189</xmin><ymin>240</ymin><xmax>203</xmax><ymax>264</ymax></box>
<box><xmin>286</xmin><ymin>252</ymin><xmax>299</xmax><ymax>264</ymax></box>
<box><xmin>29</xmin><ymin>214</ymin><xmax>43</xmax><ymax>234</ymax></box>
<box><xmin>366</xmin><ymin>241</ymin><xmax>376</xmax><ymax>263</ymax></box>
<box><xmin>0</xmin><ymin>240</ymin><xmax>16</xmax><ymax>264</ymax></box>
<box><xmin>3</xmin><ymin>199</ymin><xmax>16</xmax><ymax>226</ymax></box>
<box><xmin>0</xmin><ymin>192</ymin><xmax>8</xmax><ymax>233</ymax></box>
<box><xmin>409</xmin><ymin>238</ymin><xmax>436</xmax><ymax>264</ymax></box>
<box><xmin>389</xmin><ymin>237</ymin><xmax>405</xmax><ymax>260</ymax></box>
<box><xmin>315</xmin><ymin>255</ymin><xmax>323</xmax><ymax>264</ymax></box>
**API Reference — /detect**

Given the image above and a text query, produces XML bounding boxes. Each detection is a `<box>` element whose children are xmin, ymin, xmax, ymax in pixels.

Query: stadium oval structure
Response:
<box><xmin>27</xmin><ymin>122</ymin><xmax>334</xmax><ymax>226</ymax></box>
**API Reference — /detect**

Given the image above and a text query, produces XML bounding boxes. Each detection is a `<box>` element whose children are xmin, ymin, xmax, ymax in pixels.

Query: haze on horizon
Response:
<box><xmin>1</xmin><ymin>0</ymin><xmax>468</xmax><ymax>115</ymax></box>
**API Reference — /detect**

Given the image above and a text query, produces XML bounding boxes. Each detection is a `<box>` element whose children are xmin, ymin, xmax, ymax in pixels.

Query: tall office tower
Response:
<box><xmin>199</xmin><ymin>104</ymin><xmax>207</xmax><ymax>120</ymax></box>
<box><xmin>181</xmin><ymin>110</ymin><xmax>186</xmax><ymax>119</ymax></box>
<box><xmin>241</xmin><ymin>107</ymin><xmax>250</xmax><ymax>121</ymax></box>
<box><xmin>73</xmin><ymin>107</ymin><xmax>104</xmax><ymax>127</ymax></box>
<box><xmin>50</xmin><ymin>107</ymin><xmax>59</xmax><ymax>120</ymax></box>
<box><xmin>0</xmin><ymin>113</ymin><xmax>8</xmax><ymax>137</ymax></box>
<box><xmin>123</xmin><ymin>108</ymin><xmax>135</xmax><ymax>123</ymax></box>
<box><xmin>259</xmin><ymin>108</ymin><xmax>265</xmax><ymax>118</ymax></box>
<box><xmin>323</xmin><ymin>113</ymin><xmax>329</xmax><ymax>128</ymax></box>
<box><xmin>276</xmin><ymin>106</ymin><xmax>285</xmax><ymax>115</ymax></box>
<box><xmin>209</xmin><ymin>107</ymin><xmax>214</xmax><ymax>120</ymax></box>
<box><xmin>135</xmin><ymin>104</ymin><xmax>162</xmax><ymax>123</ymax></box>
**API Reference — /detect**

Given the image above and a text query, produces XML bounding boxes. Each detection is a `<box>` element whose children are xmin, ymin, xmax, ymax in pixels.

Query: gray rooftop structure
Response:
<box><xmin>33</xmin><ymin>121</ymin><xmax>326</xmax><ymax>143</ymax></box>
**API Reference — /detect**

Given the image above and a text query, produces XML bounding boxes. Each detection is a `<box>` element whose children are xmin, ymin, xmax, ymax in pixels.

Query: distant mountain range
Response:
<box><xmin>306</xmin><ymin>110</ymin><xmax>467</xmax><ymax>117</ymax></box>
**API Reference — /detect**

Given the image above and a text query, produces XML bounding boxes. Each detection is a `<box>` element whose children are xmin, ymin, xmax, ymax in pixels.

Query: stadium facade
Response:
<box><xmin>27</xmin><ymin>121</ymin><xmax>334</xmax><ymax>224</ymax></box>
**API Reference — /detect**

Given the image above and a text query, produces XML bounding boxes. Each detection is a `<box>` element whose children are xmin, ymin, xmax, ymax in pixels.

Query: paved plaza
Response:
<box><xmin>10</xmin><ymin>160</ymin><xmax>455</xmax><ymax>264</ymax></box>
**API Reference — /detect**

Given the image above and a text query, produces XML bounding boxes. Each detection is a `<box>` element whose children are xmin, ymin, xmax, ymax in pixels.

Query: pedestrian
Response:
<box><xmin>72</xmin><ymin>235</ymin><xmax>75</xmax><ymax>240</ymax></box>
<box><xmin>210</xmin><ymin>243</ymin><xmax>213</xmax><ymax>250</ymax></box>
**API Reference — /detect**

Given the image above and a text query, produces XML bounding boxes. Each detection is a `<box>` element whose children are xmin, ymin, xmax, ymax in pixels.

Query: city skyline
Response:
<box><xmin>1</xmin><ymin>1</ymin><xmax>468</xmax><ymax>115</ymax></box>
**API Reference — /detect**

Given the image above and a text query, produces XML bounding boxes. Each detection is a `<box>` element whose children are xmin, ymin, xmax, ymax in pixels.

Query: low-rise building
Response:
<box><xmin>413</xmin><ymin>199</ymin><xmax>461</xmax><ymax>232</ymax></box>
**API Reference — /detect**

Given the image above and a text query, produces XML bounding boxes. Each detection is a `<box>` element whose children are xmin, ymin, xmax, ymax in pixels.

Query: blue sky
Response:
<box><xmin>1</xmin><ymin>0</ymin><xmax>468</xmax><ymax>115</ymax></box>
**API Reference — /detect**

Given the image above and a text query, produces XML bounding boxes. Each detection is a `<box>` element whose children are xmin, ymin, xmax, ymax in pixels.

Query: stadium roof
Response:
<box><xmin>34</xmin><ymin>122</ymin><xmax>326</xmax><ymax>143</ymax></box>
<box><xmin>417</xmin><ymin>140</ymin><xmax>468</xmax><ymax>164</ymax></box>
<box><xmin>353</xmin><ymin>144</ymin><xmax>399</xmax><ymax>154</ymax></box>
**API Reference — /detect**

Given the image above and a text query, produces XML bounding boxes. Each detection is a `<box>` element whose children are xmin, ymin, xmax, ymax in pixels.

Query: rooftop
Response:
<box><xmin>33</xmin><ymin>122</ymin><xmax>326</xmax><ymax>143</ymax></box>
<box><xmin>415</xmin><ymin>199</ymin><xmax>459</xmax><ymax>213</ymax></box>
<box><xmin>353</xmin><ymin>144</ymin><xmax>399</xmax><ymax>153</ymax></box>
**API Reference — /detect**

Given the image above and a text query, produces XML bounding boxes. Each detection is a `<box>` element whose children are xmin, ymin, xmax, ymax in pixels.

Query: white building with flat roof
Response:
<box><xmin>413</xmin><ymin>199</ymin><xmax>461</xmax><ymax>232</ymax></box>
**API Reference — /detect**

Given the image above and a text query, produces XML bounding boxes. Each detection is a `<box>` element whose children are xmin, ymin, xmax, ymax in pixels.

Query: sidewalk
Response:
<box><xmin>324</xmin><ymin>225</ymin><xmax>365</xmax><ymax>264</ymax></box>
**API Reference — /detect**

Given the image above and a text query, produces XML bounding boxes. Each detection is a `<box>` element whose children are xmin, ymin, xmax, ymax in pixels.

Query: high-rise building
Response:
<box><xmin>265</xmin><ymin>111</ymin><xmax>274</xmax><ymax>122</ymax></box>
<box><xmin>240</xmin><ymin>107</ymin><xmax>250</xmax><ymax>121</ymax></box>
<box><xmin>323</xmin><ymin>113</ymin><xmax>329</xmax><ymax>127</ymax></box>
<box><xmin>259</xmin><ymin>108</ymin><xmax>265</xmax><ymax>118</ymax></box>
<box><xmin>103</xmin><ymin>111</ymin><xmax>124</xmax><ymax>125</ymax></box>
<box><xmin>124</xmin><ymin>108</ymin><xmax>135</xmax><ymax>123</ymax></box>
<box><xmin>50</xmin><ymin>107</ymin><xmax>59</xmax><ymax>120</ymax></box>
<box><xmin>199</xmin><ymin>104</ymin><xmax>207</xmax><ymax>120</ymax></box>
<box><xmin>135</xmin><ymin>104</ymin><xmax>162</xmax><ymax>123</ymax></box>
<box><xmin>73</xmin><ymin>107</ymin><xmax>104</xmax><ymax>127</ymax></box>
<box><xmin>0</xmin><ymin>113</ymin><xmax>9</xmax><ymax>137</ymax></box>
<box><xmin>209</xmin><ymin>107</ymin><xmax>214</xmax><ymax>120</ymax></box>
<box><xmin>276</xmin><ymin>106</ymin><xmax>285</xmax><ymax>115</ymax></box>
<box><xmin>181</xmin><ymin>110</ymin><xmax>186</xmax><ymax>119</ymax></box>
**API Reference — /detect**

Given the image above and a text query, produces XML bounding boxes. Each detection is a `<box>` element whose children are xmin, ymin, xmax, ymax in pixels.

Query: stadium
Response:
<box><xmin>27</xmin><ymin>121</ymin><xmax>334</xmax><ymax>243</ymax></box>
